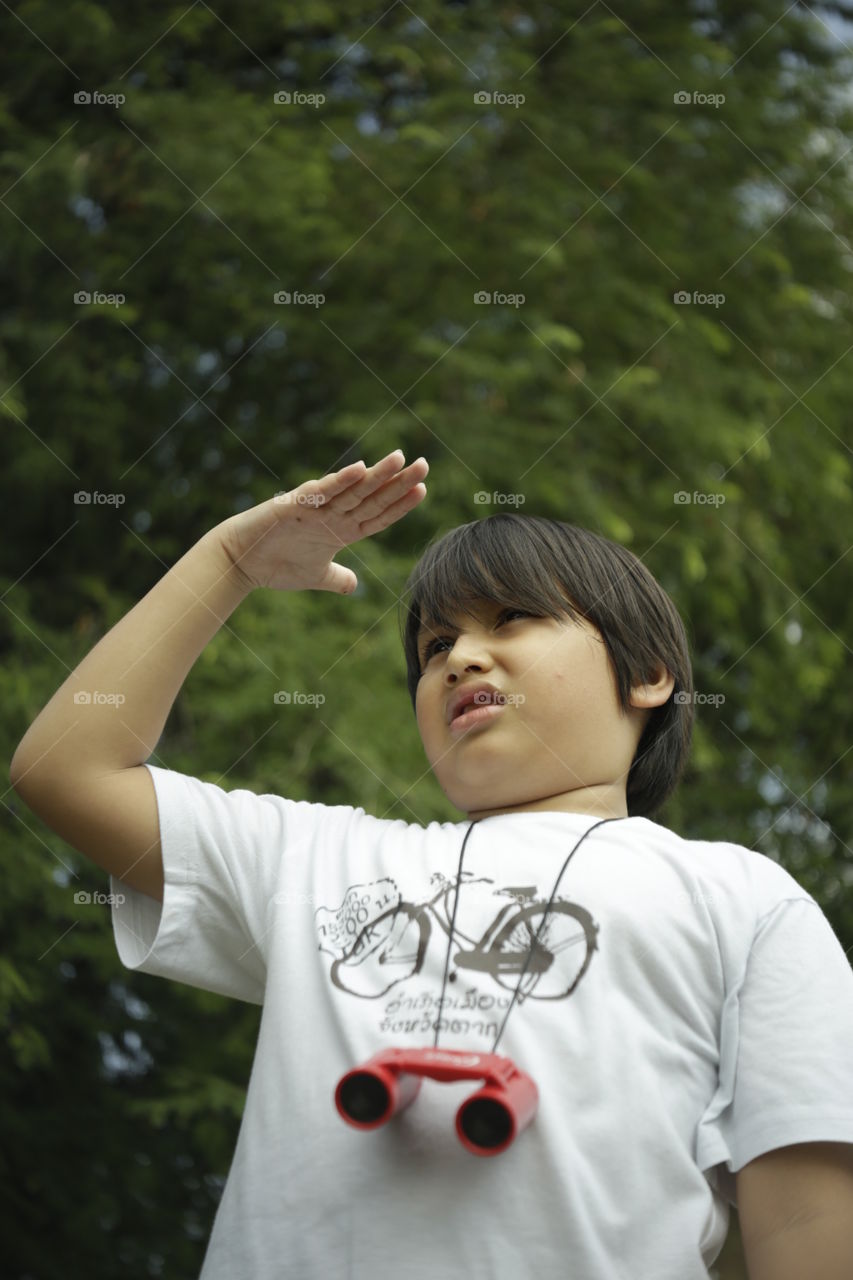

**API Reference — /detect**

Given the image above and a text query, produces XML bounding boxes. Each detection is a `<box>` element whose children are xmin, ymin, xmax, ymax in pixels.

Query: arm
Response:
<box><xmin>9</xmin><ymin>529</ymin><xmax>251</xmax><ymax>899</ymax></box>
<box><xmin>9</xmin><ymin>451</ymin><xmax>428</xmax><ymax>901</ymax></box>
<box><xmin>10</xmin><ymin>529</ymin><xmax>250</xmax><ymax>782</ymax></box>
<box><xmin>736</xmin><ymin>1141</ymin><xmax>853</xmax><ymax>1280</ymax></box>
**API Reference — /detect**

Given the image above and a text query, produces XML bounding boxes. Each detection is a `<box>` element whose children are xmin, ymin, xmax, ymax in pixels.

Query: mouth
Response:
<box><xmin>448</xmin><ymin>700</ymin><xmax>508</xmax><ymax>735</ymax></box>
<box><xmin>447</xmin><ymin>683</ymin><xmax>505</xmax><ymax>725</ymax></box>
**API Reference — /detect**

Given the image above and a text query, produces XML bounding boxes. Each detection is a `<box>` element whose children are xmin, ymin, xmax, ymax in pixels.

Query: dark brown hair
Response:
<box><xmin>399</xmin><ymin>514</ymin><xmax>694</xmax><ymax>819</ymax></box>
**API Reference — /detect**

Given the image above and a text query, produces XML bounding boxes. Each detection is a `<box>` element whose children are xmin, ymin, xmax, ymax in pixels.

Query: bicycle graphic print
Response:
<box><xmin>315</xmin><ymin>870</ymin><xmax>599</xmax><ymax>1004</ymax></box>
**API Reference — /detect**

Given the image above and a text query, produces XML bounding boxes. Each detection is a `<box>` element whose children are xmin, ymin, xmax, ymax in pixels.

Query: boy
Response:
<box><xmin>10</xmin><ymin>449</ymin><xmax>853</xmax><ymax>1279</ymax></box>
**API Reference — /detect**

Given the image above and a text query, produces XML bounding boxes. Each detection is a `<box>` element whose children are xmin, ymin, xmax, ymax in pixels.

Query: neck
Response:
<box><xmin>466</xmin><ymin>783</ymin><xmax>629</xmax><ymax>823</ymax></box>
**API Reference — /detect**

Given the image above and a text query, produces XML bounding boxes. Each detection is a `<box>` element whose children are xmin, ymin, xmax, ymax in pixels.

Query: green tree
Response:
<box><xmin>3</xmin><ymin>2</ymin><xmax>852</xmax><ymax>1275</ymax></box>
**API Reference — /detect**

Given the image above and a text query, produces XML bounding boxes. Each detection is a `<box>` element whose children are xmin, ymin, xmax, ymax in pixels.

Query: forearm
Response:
<box><xmin>10</xmin><ymin>527</ymin><xmax>251</xmax><ymax>784</ymax></box>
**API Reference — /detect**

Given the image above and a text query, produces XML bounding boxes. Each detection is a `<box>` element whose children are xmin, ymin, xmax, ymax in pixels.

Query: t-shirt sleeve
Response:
<box><xmin>696</xmin><ymin>895</ymin><xmax>853</xmax><ymax>1207</ymax></box>
<box><xmin>108</xmin><ymin>763</ymin><xmax>332</xmax><ymax>1005</ymax></box>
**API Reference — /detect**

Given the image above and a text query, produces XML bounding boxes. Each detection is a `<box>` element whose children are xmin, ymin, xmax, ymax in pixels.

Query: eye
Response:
<box><xmin>418</xmin><ymin>609</ymin><xmax>532</xmax><ymax>666</ymax></box>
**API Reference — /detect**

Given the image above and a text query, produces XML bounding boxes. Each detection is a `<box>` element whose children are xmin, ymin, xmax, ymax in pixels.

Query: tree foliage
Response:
<box><xmin>3</xmin><ymin>2</ymin><xmax>853</xmax><ymax>1276</ymax></box>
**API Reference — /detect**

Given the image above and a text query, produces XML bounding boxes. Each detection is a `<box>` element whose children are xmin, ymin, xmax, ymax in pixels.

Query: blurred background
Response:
<box><xmin>3</xmin><ymin>1</ymin><xmax>853</xmax><ymax>1275</ymax></box>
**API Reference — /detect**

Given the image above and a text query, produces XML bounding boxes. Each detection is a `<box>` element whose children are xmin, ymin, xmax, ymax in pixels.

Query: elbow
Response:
<box><xmin>9</xmin><ymin>751</ymin><xmax>28</xmax><ymax>790</ymax></box>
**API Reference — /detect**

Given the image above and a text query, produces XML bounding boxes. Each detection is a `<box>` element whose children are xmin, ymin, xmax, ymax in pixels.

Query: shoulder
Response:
<box><xmin>626</xmin><ymin>820</ymin><xmax>819</xmax><ymax>956</ymax></box>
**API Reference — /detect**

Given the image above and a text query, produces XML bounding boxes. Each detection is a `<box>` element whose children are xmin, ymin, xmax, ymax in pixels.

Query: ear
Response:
<box><xmin>629</xmin><ymin>662</ymin><xmax>675</xmax><ymax>711</ymax></box>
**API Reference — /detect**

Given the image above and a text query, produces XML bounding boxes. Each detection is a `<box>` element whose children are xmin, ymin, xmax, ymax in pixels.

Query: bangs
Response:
<box><xmin>409</xmin><ymin>535</ymin><xmax>581</xmax><ymax>650</ymax></box>
<box><xmin>401</xmin><ymin>518</ymin><xmax>588</xmax><ymax>676</ymax></box>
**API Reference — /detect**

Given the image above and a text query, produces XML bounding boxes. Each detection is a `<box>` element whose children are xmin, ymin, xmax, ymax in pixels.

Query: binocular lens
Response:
<box><xmin>458</xmin><ymin>1097</ymin><xmax>513</xmax><ymax>1150</ymax></box>
<box><xmin>339</xmin><ymin>1072</ymin><xmax>389</xmax><ymax>1123</ymax></box>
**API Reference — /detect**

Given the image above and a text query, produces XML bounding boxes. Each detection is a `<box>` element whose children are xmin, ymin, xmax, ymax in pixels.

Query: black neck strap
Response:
<box><xmin>433</xmin><ymin>814</ymin><xmax>624</xmax><ymax>1054</ymax></box>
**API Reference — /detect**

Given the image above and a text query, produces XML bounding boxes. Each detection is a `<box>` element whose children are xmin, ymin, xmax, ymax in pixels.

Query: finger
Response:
<box><xmin>341</xmin><ymin>450</ymin><xmax>405</xmax><ymax>483</ymax></box>
<box><xmin>315</xmin><ymin>459</ymin><xmax>367</xmax><ymax>494</ymax></box>
<box><xmin>330</xmin><ymin>450</ymin><xmax>418</xmax><ymax>512</ymax></box>
<box><xmin>308</xmin><ymin>451</ymin><xmax>404</xmax><ymax>505</ymax></box>
<box><xmin>356</xmin><ymin>482</ymin><xmax>427</xmax><ymax>538</ymax></box>
<box><xmin>317</xmin><ymin>560</ymin><xmax>359</xmax><ymax>595</ymax></box>
<box><xmin>355</xmin><ymin>457</ymin><xmax>429</xmax><ymax>518</ymax></box>
<box><xmin>347</xmin><ymin>449</ymin><xmax>409</xmax><ymax>497</ymax></box>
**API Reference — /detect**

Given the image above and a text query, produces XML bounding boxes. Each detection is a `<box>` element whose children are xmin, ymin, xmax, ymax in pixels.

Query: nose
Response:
<box><xmin>444</xmin><ymin>638</ymin><xmax>492</xmax><ymax>678</ymax></box>
<box><xmin>447</xmin><ymin>659</ymin><xmax>484</xmax><ymax>677</ymax></box>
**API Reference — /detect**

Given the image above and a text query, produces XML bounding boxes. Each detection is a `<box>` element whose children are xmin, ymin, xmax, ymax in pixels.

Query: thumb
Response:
<box><xmin>320</xmin><ymin>562</ymin><xmax>358</xmax><ymax>595</ymax></box>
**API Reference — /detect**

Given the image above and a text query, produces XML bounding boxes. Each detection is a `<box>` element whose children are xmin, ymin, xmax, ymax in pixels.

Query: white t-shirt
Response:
<box><xmin>110</xmin><ymin>765</ymin><xmax>853</xmax><ymax>1280</ymax></box>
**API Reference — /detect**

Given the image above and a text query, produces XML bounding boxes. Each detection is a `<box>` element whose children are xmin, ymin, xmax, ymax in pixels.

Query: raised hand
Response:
<box><xmin>216</xmin><ymin>450</ymin><xmax>429</xmax><ymax>593</ymax></box>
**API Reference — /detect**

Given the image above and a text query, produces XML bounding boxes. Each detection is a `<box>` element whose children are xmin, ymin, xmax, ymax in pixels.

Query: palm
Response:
<box><xmin>219</xmin><ymin>451</ymin><xmax>429</xmax><ymax>593</ymax></box>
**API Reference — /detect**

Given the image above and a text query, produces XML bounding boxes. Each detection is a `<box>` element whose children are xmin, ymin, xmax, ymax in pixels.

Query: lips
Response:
<box><xmin>447</xmin><ymin>681</ymin><xmax>504</xmax><ymax>725</ymax></box>
<box><xmin>449</xmin><ymin>700</ymin><xmax>507</xmax><ymax>735</ymax></box>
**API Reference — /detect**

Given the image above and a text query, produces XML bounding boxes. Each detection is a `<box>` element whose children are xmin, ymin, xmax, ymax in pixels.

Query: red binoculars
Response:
<box><xmin>334</xmin><ymin>1046</ymin><xmax>538</xmax><ymax>1157</ymax></box>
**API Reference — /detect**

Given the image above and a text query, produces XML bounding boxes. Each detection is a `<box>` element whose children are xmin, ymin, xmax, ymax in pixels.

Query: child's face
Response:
<box><xmin>414</xmin><ymin>599</ymin><xmax>674</xmax><ymax>820</ymax></box>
